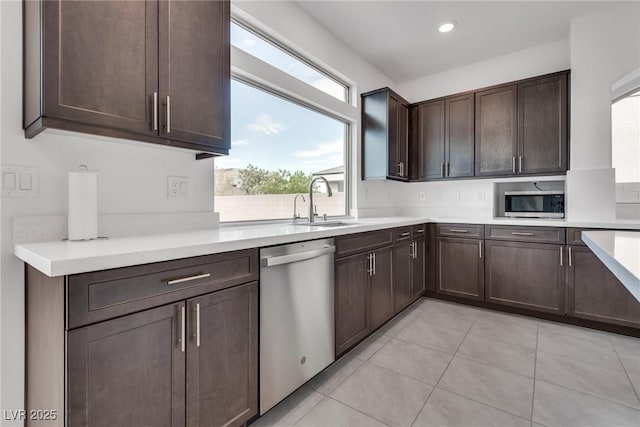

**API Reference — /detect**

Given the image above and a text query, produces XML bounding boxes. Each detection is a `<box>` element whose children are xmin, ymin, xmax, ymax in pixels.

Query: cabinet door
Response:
<box><xmin>186</xmin><ymin>282</ymin><xmax>258</xmax><ymax>427</ymax></box>
<box><xmin>485</xmin><ymin>240</ymin><xmax>565</xmax><ymax>313</ymax></box>
<box><xmin>411</xmin><ymin>239</ymin><xmax>426</xmax><ymax>300</ymax></box>
<box><xmin>416</xmin><ymin>100</ymin><xmax>446</xmax><ymax>180</ymax></box>
<box><xmin>398</xmin><ymin>102</ymin><xmax>409</xmax><ymax>179</ymax></box>
<box><xmin>68</xmin><ymin>303</ymin><xmax>185</xmax><ymax>427</ymax></box>
<box><xmin>567</xmin><ymin>246</ymin><xmax>640</xmax><ymax>328</ymax></box>
<box><xmin>518</xmin><ymin>74</ymin><xmax>568</xmax><ymax>174</ymax></box>
<box><xmin>436</xmin><ymin>238</ymin><xmax>484</xmax><ymax>300</ymax></box>
<box><xmin>159</xmin><ymin>0</ymin><xmax>230</xmax><ymax>150</ymax></box>
<box><xmin>392</xmin><ymin>244</ymin><xmax>413</xmax><ymax>313</ymax></box>
<box><xmin>43</xmin><ymin>0</ymin><xmax>158</xmax><ymax>135</ymax></box>
<box><xmin>369</xmin><ymin>247</ymin><xmax>394</xmax><ymax>330</ymax></box>
<box><xmin>475</xmin><ymin>84</ymin><xmax>518</xmax><ymax>176</ymax></box>
<box><xmin>445</xmin><ymin>94</ymin><xmax>474</xmax><ymax>178</ymax></box>
<box><xmin>335</xmin><ymin>254</ymin><xmax>370</xmax><ymax>356</ymax></box>
<box><xmin>387</xmin><ymin>95</ymin><xmax>400</xmax><ymax>178</ymax></box>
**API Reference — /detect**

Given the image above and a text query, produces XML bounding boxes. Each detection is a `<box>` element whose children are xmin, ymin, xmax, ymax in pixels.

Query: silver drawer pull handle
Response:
<box><xmin>196</xmin><ymin>303</ymin><xmax>201</xmax><ymax>347</ymax></box>
<box><xmin>416</xmin><ymin>228</ymin><xmax>425</xmax><ymax>233</ymax></box>
<box><xmin>511</xmin><ymin>232</ymin><xmax>534</xmax><ymax>236</ymax></box>
<box><xmin>180</xmin><ymin>305</ymin><xmax>185</xmax><ymax>352</ymax></box>
<box><xmin>400</xmin><ymin>232</ymin><xmax>410</xmax><ymax>237</ymax></box>
<box><xmin>449</xmin><ymin>229</ymin><xmax>468</xmax><ymax>233</ymax></box>
<box><xmin>167</xmin><ymin>273</ymin><xmax>211</xmax><ymax>285</ymax></box>
<box><xmin>166</xmin><ymin>95</ymin><xmax>171</xmax><ymax>133</ymax></box>
<box><xmin>152</xmin><ymin>92</ymin><xmax>158</xmax><ymax>131</ymax></box>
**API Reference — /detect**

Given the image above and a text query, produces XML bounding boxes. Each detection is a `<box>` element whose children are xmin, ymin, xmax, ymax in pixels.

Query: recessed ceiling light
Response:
<box><xmin>438</xmin><ymin>21</ymin><xmax>457</xmax><ymax>33</ymax></box>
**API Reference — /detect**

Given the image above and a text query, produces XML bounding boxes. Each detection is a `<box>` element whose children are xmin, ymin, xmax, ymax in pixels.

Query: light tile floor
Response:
<box><xmin>252</xmin><ymin>298</ymin><xmax>640</xmax><ymax>427</ymax></box>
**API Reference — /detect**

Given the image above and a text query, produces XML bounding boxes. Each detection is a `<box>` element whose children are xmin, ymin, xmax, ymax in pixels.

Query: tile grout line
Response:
<box><xmin>535</xmin><ymin>347</ymin><xmax>625</xmax><ymax>373</ymax></box>
<box><xmin>409</xmin><ymin>310</ymin><xmax>478</xmax><ymax>427</ymax></box>
<box><xmin>287</xmin><ymin>391</ymin><xmax>326</xmax><ymax>427</ymax></box>
<box><xmin>322</xmin><ymin>395</ymin><xmax>393</xmax><ymax>427</ymax></box>
<box><xmin>530</xmin><ymin>323</ymin><xmax>539</xmax><ymax>424</ymax></box>
<box><xmin>609</xmin><ymin>338</ymin><xmax>640</xmax><ymax>404</ymax></box>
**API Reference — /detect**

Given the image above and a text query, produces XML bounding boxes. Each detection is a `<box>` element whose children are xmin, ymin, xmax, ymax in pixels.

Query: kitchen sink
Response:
<box><xmin>292</xmin><ymin>221</ymin><xmax>358</xmax><ymax>227</ymax></box>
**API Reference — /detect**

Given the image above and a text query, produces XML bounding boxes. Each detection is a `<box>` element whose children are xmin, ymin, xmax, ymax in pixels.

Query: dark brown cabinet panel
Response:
<box><xmin>186</xmin><ymin>282</ymin><xmax>258</xmax><ymax>427</ymax></box>
<box><xmin>68</xmin><ymin>303</ymin><xmax>186</xmax><ymax>427</ymax></box>
<box><xmin>485</xmin><ymin>225</ymin><xmax>565</xmax><ymax>245</ymax></box>
<box><xmin>335</xmin><ymin>229</ymin><xmax>393</xmax><ymax>258</ymax></box>
<box><xmin>436</xmin><ymin>237</ymin><xmax>484</xmax><ymax>300</ymax></box>
<box><xmin>36</xmin><ymin>0</ymin><xmax>159</xmax><ymax>136</ymax></box>
<box><xmin>392</xmin><ymin>244</ymin><xmax>413</xmax><ymax>312</ymax></box>
<box><xmin>411</xmin><ymin>239</ymin><xmax>426</xmax><ymax>300</ymax></box>
<box><xmin>446</xmin><ymin>94</ymin><xmax>475</xmax><ymax>178</ymax></box>
<box><xmin>485</xmin><ymin>240</ymin><xmax>565</xmax><ymax>313</ymax></box>
<box><xmin>413</xmin><ymin>100</ymin><xmax>445</xmax><ymax>180</ymax></box>
<box><xmin>362</xmin><ymin>88</ymin><xmax>409</xmax><ymax>180</ymax></box>
<box><xmin>369</xmin><ymin>248</ymin><xmax>394</xmax><ymax>330</ymax></box>
<box><xmin>567</xmin><ymin>246</ymin><xmax>640</xmax><ymax>328</ymax></box>
<box><xmin>518</xmin><ymin>74</ymin><xmax>568</xmax><ymax>174</ymax></box>
<box><xmin>25</xmin><ymin>0</ymin><xmax>230</xmax><ymax>156</ymax></box>
<box><xmin>335</xmin><ymin>254</ymin><xmax>370</xmax><ymax>356</ymax></box>
<box><xmin>475</xmin><ymin>84</ymin><xmax>518</xmax><ymax>176</ymax></box>
<box><xmin>158</xmin><ymin>0</ymin><xmax>229</xmax><ymax>150</ymax></box>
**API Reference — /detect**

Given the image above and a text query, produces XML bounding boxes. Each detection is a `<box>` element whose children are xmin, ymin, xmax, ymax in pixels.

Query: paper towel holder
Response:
<box><xmin>66</xmin><ymin>164</ymin><xmax>108</xmax><ymax>242</ymax></box>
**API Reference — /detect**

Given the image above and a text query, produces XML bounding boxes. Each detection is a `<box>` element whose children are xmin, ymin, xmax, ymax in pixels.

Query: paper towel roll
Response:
<box><xmin>68</xmin><ymin>171</ymin><xmax>98</xmax><ymax>240</ymax></box>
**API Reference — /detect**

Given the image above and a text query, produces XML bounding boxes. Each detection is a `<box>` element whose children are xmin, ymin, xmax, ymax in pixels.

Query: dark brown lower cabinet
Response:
<box><xmin>68</xmin><ymin>282</ymin><xmax>258</xmax><ymax>427</ymax></box>
<box><xmin>68</xmin><ymin>303</ymin><xmax>186</xmax><ymax>427</ymax></box>
<box><xmin>335</xmin><ymin>254</ymin><xmax>370</xmax><ymax>356</ymax></box>
<box><xmin>392</xmin><ymin>243</ymin><xmax>413</xmax><ymax>312</ymax></box>
<box><xmin>369</xmin><ymin>247</ymin><xmax>394</xmax><ymax>331</ymax></box>
<box><xmin>411</xmin><ymin>239</ymin><xmax>426</xmax><ymax>300</ymax></box>
<box><xmin>186</xmin><ymin>283</ymin><xmax>258</xmax><ymax>427</ymax></box>
<box><xmin>436</xmin><ymin>237</ymin><xmax>484</xmax><ymax>300</ymax></box>
<box><xmin>485</xmin><ymin>240</ymin><xmax>565</xmax><ymax>314</ymax></box>
<box><xmin>567</xmin><ymin>245</ymin><xmax>640</xmax><ymax>328</ymax></box>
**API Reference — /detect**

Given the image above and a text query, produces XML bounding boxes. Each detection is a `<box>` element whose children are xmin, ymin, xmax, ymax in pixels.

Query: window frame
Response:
<box><xmin>231</xmin><ymin>18</ymin><xmax>351</xmax><ymax>104</ymax></box>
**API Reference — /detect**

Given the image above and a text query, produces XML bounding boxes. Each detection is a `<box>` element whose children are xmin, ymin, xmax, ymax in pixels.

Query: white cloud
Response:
<box><xmin>247</xmin><ymin>113</ymin><xmax>284</xmax><ymax>135</ymax></box>
<box><xmin>232</xmin><ymin>139</ymin><xmax>249</xmax><ymax>147</ymax></box>
<box><xmin>294</xmin><ymin>139</ymin><xmax>343</xmax><ymax>158</ymax></box>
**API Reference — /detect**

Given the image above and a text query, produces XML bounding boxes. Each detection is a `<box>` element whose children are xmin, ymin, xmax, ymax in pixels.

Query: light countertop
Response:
<box><xmin>15</xmin><ymin>216</ymin><xmax>640</xmax><ymax>277</ymax></box>
<box><xmin>582</xmin><ymin>230</ymin><xmax>640</xmax><ymax>302</ymax></box>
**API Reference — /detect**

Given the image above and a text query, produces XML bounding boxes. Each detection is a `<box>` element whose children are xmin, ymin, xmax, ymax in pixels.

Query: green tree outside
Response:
<box><xmin>238</xmin><ymin>164</ymin><xmax>313</xmax><ymax>195</ymax></box>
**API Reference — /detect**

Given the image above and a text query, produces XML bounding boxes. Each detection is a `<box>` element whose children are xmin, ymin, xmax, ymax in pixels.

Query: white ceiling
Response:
<box><xmin>294</xmin><ymin>1</ymin><xmax>619</xmax><ymax>83</ymax></box>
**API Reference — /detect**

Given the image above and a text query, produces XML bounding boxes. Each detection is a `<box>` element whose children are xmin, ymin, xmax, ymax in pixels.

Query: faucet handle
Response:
<box><xmin>323</xmin><ymin>213</ymin><xmax>328</xmax><ymax>221</ymax></box>
<box><xmin>313</xmin><ymin>205</ymin><xmax>318</xmax><ymax>217</ymax></box>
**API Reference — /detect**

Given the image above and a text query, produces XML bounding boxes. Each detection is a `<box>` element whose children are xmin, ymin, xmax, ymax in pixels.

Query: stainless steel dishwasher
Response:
<box><xmin>259</xmin><ymin>238</ymin><xmax>335</xmax><ymax>414</ymax></box>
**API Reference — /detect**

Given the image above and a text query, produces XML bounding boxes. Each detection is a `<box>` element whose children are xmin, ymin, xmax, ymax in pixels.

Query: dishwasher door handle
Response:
<box><xmin>262</xmin><ymin>246</ymin><xmax>336</xmax><ymax>267</ymax></box>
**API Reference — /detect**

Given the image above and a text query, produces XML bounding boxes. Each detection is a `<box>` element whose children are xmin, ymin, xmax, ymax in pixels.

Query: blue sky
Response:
<box><xmin>214</xmin><ymin>23</ymin><xmax>347</xmax><ymax>175</ymax></box>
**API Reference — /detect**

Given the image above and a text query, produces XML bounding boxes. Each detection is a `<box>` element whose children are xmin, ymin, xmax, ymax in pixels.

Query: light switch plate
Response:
<box><xmin>1</xmin><ymin>165</ymin><xmax>39</xmax><ymax>197</ymax></box>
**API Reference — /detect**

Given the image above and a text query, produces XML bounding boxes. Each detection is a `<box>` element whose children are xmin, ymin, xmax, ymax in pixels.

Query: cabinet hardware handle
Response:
<box><xmin>180</xmin><ymin>305</ymin><xmax>185</xmax><ymax>352</ymax></box>
<box><xmin>560</xmin><ymin>246</ymin><xmax>563</xmax><ymax>266</ymax></box>
<box><xmin>400</xmin><ymin>232</ymin><xmax>410</xmax><ymax>237</ymax></box>
<box><xmin>366</xmin><ymin>253</ymin><xmax>373</xmax><ymax>276</ymax></box>
<box><xmin>167</xmin><ymin>273</ymin><xmax>211</xmax><ymax>285</ymax></box>
<box><xmin>511</xmin><ymin>232</ymin><xmax>534</xmax><ymax>236</ymax></box>
<box><xmin>441</xmin><ymin>163</ymin><xmax>445</xmax><ymax>178</ymax></box>
<box><xmin>568</xmin><ymin>246</ymin><xmax>572</xmax><ymax>267</ymax></box>
<box><xmin>401</xmin><ymin>162</ymin><xmax>405</xmax><ymax>177</ymax></box>
<box><xmin>166</xmin><ymin>95</ymin><xmax>171</xmax><ymax>133</ymax></box>
<box><xmin>373</xmin><ymin>252</ymin><xmax>376</xmax><ymax>275</ymax></box>
<box><xmin>449</xmin><ymin>229</ymin><xmax>468</xmax><ymax>233</ymax></box>
<box><xmin>519</xmin><ymin>156</ymin><xmax>523</xmax><ymax>173</ymax></box>
<box><xmin>512</xmin><ymin>156</ymin><xmax>516</xmax><ymax>173</ymax></box>
<box><xmin>414</xmin><ymin>242</ymin><xmax>418</xmax><ymax>259</ymax></box>
<box><xmin>416</xmin><ymin>228</ymin><xmax>425</xmax><ymax>233</ymax></box>
<box><xmin>196</xmin><ymin>303</ymin><xmax>201</xmax><ymax>347</ymax></box>
<box><xmin>153</xmin><ymin>92</ymin><xmax>158</xmax><ymax>131</ymax></box>
<box><xmin>446</xmin><ymin>162</ymin><xmax>450</xmax><ymax>177</ymax></box>
<box><xmin>409</xmin><ymin>242</ymin><xmax>414</xmax><ymax>258</ymax></box>
<box><xmin>479</xmin><ymin>241</ymin><xmax>482</xmax><ymax>258</ymax></box>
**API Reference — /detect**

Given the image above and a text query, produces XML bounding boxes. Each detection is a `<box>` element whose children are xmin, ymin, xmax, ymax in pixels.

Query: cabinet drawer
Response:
<box><xmin>335</xmin><ymin>229</ymin><xmax>394</xmax><ymax>258</ymax></box>
<box><xmin>68</xmin><ymin>249</ymin><xmax>258</xmax><ymax>329</ymax></box>
<box><xmin>566</xmin><ymin>228</ymin><xmax>594</xmax><ymax>246</ymax></box>
<box><xmin>393</xmin><ymin>227</ymin><xmax>412</xmax><ymax>243</ymax></box>
<box><xmin>485</xmin><ymin>225</ymin><xmax>565</xmax><ymax>244</ymax></box>
<box><xmin>436</xmin><ymin>224</ymin><xmax>484</xmax><ymax>239</ymax></box>
<box><xmin>412</xmin><ymin>224</ymin><xmax>427</xmax><ymax>239</ymax></box>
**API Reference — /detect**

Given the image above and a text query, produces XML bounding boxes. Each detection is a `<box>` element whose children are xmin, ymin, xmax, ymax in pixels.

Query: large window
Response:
<box><xmin>231</xmin><ymin>21</ymin><xmax>349</xmax><ymax>102</ymax></box>
<box><xmin>215</xmin><ymin>80</ymin><xmax>348</xmax><ymax>222</ymax></box>
<box><xmin>612</xmin><ymin>88</ymin><xmax>640</xmax><ymax>218</ymax></box>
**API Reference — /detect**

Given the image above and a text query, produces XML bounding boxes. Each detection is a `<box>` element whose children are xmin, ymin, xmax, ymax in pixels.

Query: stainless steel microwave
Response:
<box><xmin>504</xmin><ymin>191</ymin><xmax>565</xmax><ymax>218</ymax></box>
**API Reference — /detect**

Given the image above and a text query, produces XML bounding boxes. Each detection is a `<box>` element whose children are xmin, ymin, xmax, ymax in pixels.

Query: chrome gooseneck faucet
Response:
<box><xmin>308</xmin><ymin>176</ymin><xmax>333</xmax><ymax>223</ymax></box>
<box><xmin>292</xmin><ymin>194</ymin><xmax>306</xmax><ymax>221</ymax></box>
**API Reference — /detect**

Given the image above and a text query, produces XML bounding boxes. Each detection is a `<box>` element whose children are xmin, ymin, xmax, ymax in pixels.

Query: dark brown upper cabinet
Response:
<box><xmin>475</xmin><ymin>84</ymin><xmax>518</xmax><ymax>177</ymax></box>
<box><xmin>518</xmin><ymin>74</ymin><xmax>568</xmax><ymax>174</ymax></box>
<box><xmin>24</xmin><ymin>0</ymin><xmax>230</xmax><ymax>157</ymax></box>
<box><xmin>410</xmin><ymin>93</ymin><xmax>474</xmax><ymax>180</ymax></box>
<box><xmin>475</xmin><ymin>72</ymin><xmax>568</xmax><ymax>177</ymax></box>
<box><xmin>362</xmin><ymin>88</ymin><xmax>409</xmax><ymax>181</ymax></box>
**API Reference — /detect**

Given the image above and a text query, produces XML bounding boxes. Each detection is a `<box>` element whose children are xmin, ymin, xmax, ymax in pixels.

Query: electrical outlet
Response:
<box><xmin>453</xmin><ymin>191</ymin><xmax>460</xmax><ymax>200</ymax></box>
<box><xmin>168</xmin><ymin>176</ymin><xmax>189</xmax><ymax>198</ymax></box>
<box><xmin>478</xmin><ymin>190</ymin><xmax>485</xmax><ymax>200</ymax></box>
<box><xmin>419</xmin><ymin>192</ymin><xmax>426</xmax><ymax>201</ymax></box>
